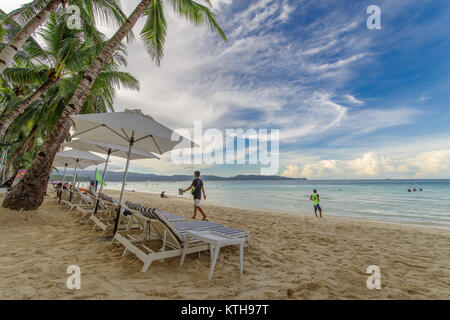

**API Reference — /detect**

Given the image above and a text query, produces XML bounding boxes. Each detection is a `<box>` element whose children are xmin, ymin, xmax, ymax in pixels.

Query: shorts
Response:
<box><xmin>314</xmin><ymin>204</ymin><xmax>321</xmax><ymax>209</ymax></box>
<box><xmin>194</xmin><ymin>199</ymin><xmax>201</xmax><ymax>206</ymax></box>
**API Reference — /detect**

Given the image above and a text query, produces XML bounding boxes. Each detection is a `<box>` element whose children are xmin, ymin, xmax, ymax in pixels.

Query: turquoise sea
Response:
<box><xmin>85</xmin><ymin>179</ymin><xmax>450</xmax><ymax>228</ymax></box>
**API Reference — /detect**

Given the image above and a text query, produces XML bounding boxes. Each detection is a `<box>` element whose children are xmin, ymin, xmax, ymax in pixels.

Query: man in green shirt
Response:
<box><xmin>310</xmin><ymin>189</ymin><xmax>322</xmax><ymax>218</ymax></box>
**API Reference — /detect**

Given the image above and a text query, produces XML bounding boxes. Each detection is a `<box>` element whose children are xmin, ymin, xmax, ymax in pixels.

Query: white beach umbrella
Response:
<box><xmin>54</xmin><ymin>149</ymin><xmax>105</xmax><ymax>201</ymax></box>
<box><xmin>63</xmin><ymin>138</ymin><xmax>160</xmax><ymax>161</ymax></box>
<box><xmin>70</xmin><ymin>109</ymin><xmax>196</xmax><ymax>235</ymax></box>
<box><xmin>71</xmin><ymin>109</ymin><xmax>194</xmax><ymax>153</ymax></box>
<box><xmin>63</xmin><ymin>138</ymin><xmax>160</xmax><ymax>212</ymax></box>
<box><xmin>54</xmin><ymin>149</ymin><xmax>106</xmax><ymax>170</ymax></box>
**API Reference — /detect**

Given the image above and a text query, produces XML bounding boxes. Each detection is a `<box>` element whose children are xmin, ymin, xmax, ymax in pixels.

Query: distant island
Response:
<box><xmin>50</xmin><ymin>170</ymin><xmax>307</xmax><ymax>182</ymax></box>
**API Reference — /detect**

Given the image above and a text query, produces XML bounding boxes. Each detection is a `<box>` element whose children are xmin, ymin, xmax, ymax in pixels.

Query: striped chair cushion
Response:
<box><xmin>124</xmin><ymin>200</ymin><xmax>140</xmax><ymax>211</ymax></box>
<box><xmin>124</xmin><ymin>201</ymin><xmax>157</xmax><ymax>219</ymax></box>
<box><xmin>99</xmin><ymin>193</ymin><xmax>118</xmax><ymax>204</ymax></box>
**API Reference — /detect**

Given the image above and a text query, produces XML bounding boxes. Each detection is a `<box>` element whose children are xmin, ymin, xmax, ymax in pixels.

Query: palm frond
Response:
<box><xmin>2</xmin><ymin>66</ymin><xmax>49</xmax><ymax>85</ymax></box>
<box><xmin>95</xmin><ymin>70</ymin><xmax>140</xmax><ymax>91</ymax></box>
<box><xmin>168</xmin><ymin>0</ymin><xmax>227</xmax><ymax>41</ymax></box>
<box><xmin>141</xmin><ymin>0</ymin><xmax>167</xmax><ymax>66</ymax></box>
<box><xmin>7</xmin><ymin>0</ymin><xmax>49</xmax><ymax>26</ymax></box>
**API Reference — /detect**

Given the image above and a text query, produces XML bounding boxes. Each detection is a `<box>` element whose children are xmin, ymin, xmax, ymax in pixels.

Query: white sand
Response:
<box><xmin>0</xmin><ymin>190</ymin><xmax>449</xmax><ymax>299</ymax></box>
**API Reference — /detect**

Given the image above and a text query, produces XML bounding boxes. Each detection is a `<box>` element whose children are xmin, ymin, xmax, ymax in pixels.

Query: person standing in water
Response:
<box><xmin>310</xmin><ymin>189</ymin><xmax>322</xmax><ymax>218</ymax></box>
<box><xmin>183</xmin><ymin>171</ymin><xmax>207</xmax><ymax>220</ymax></box>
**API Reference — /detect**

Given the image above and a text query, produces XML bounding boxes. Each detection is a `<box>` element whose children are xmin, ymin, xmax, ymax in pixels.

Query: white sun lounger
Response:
<box><xmin>113</xmin><ymin>210</ymin><xmax>210</xmax><ymax>272</ymax></box>
<box><xmin>113</xmin><ymin>205</ymin><xmax>250</xmax><ymax>272</ymax></box>
<box><xmin>89</xmin><ymin>194</ymin><xmax>139</xmax><ymax>237</ymax></box>
<box><xmin>123</xmin><ymin>202</ymin><xmax>250</xmax><ymax>244</ymax></box>
<box><xmin>60</xmin><ymin>189</ymin><xmax>79</xmax><ymax>210</ymax></box>
<box><xmin>76</xmin><ymin>193</ymin><xmax>106</xmax><ymax>223</ymax></box>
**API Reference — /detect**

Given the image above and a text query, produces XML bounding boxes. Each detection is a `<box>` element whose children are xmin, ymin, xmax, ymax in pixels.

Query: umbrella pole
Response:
<box><xmin>69</xmin><ymin>159</ymin><xmax>79</xmax><ymax>202</ymax></box>
<box><xmin>94</xmin><ymin>167</ymin><xmax>98</xmax><ymax>192</ymax></box>
<box><xmin>59</xmin><ymin>163</ymin><xmax>67</xmax><ymax>203</ymax></box>
<box><xmin>94</xmin><ymin>149</ymin><xmax>111</xmax><ymax>214</ymax></box>
<box><xmin>113</xmin><ymin>132</ymin><xmax>134</xmax><ymax>236</ymax></box>
<box><xmin>62</xmin><ymin>163</ymin><xmax>67</xmax><ymax>185</ymax></box>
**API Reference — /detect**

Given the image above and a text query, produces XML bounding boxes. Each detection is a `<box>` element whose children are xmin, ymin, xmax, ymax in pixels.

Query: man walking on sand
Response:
<box><xmin>310</xmin><ymin>189</ymin><xmax>323</xmax><ymax>218</ymax></box>
<box><xmin>182</xmin><ymin>171</ymin><xmax>207</xmax><ymax>220</ymax></box>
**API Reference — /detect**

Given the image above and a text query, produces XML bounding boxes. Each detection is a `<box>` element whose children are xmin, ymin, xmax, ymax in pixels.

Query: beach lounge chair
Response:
<box><xmin>60</xmin><ymin>189</ymin><xmax>90</xmax><ymax>211</ymax></box>
<box><xmin>60</xmin><ymin>189</ymin><xmax>76</xmax><ymax>209</ymax></box>
<box><xmin>113</xmin><ymin>209</ymin><xmax>210</xmax><ymax>272</ymax></box>
<box><xmin>90</xmin><ymin>198</ymin><xmax>119</xmax><ymax>236</ymax></box>
<box><xmin>124</xmin><ymin>201</ymin><xmax>250</xmax><ymax>242</ymax></box>
<box><xmin>113</xmin><ymin>203</ymin><xmax>250</xmax><ymax>272</ymax></box>
<box><xmin>76</xmin><ymin>192</ymin><xmax>107</xmax><ymax>223</ymax></box>
<box><xmin>89</xmin><ymin>194</ymin><xmax>139</xmax><ymax>237</ymax></box>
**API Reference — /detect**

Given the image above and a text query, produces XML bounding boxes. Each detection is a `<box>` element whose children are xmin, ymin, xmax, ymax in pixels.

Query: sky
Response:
<box><xmin>2</xmin><ymin>0</ymin><xmax>450</xmax><ymax>179</ymax></box>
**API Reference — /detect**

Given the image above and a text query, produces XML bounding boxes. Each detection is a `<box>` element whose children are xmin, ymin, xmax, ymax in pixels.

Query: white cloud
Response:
<box><xmin>278</xmin><ymin>92</ymin><xmax>347</xmax><ymax>141</ymax></box>
<box><xmin>279</xmin><ymin>1</ymin><xmax>295</xmax><ymax>22</ymax></box>
<box><xmin>411</xmin><ymin>150</ymin><xmax>450</xmax><ymax>178</ymax></box>
<box><xmin>301</xmin><ymin>40</ymin><xmax>338</xmax><ymax>56</ymax></box>
<box><xmin>308</xmin><ymin>53</ymin><xmax>367</xmax><ymax>72</ymax></box>
<box><xmin>281</xmin><ymin>164</ymin><xmax>300</xmax><ymax>177</ymax></box>
<box><xmin>283</xmin><ymin>150</ymin><xmax>450</xmax><ymax>179</ymax></box>
<box><xmin>417</xmin><ymin>95</ymin><xmax>431</xmax><ymax>103</ymax></box>
<box><xmin>209</xmin><ymin>0</ymin><xmax>233</xmax><ymax>10</ymax></box>
<box><xmin>344</xmin><ymin>94</ymin><xmax>364</xmax><ymax>106</ymax></box>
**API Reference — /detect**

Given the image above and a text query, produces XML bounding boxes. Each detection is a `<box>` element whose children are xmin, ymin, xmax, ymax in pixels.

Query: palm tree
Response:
<box><xmin>0</xmin><ymin>8</ymin><xmax>45</xmax><ymax>111</ymax></box>
<box><xmin>3</xmin><ymin>0</ymin><xmax>227</xmax><ymax>210</ymax></box>
<box><xmin>0</xmin><ymin>9</ymin><xmax>108</xmax><ymax>135</ymax></box>
<box><xmin>1</xmin><ymin>48</ymin><xmax>139</xmax><ymax>184</ymax></box>
<box><xmin>0</xmin><ymin>0</ymin><xmax>128</xmax><ymax>73</ymax></box>
<box><xmin>2</xmin><ymin>124</ymin><xmax>39</xmax><ymax>182</ymax></box>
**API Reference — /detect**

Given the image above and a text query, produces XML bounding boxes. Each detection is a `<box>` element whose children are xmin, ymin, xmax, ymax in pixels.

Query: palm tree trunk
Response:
<box><xmin>3</xmin><ymin>124</ymin><xmax>38</xmax><ymax>179</ymax></box>
<box><xmin>0</xmin><ymin>0</ymin><xmax>61</xmax><ymax>73</ymax></box>
<box><xmin>3</xmin><ymin>0</ymin><xmax>152</xmax><ymax>211</ymax></box>
<box><xmin>0</xmin><ymin>79</ymin><xmax>55</xmax><ymax>135</ymax></box>
<box><xmin>0</xmin><ymin>105</ymin><xmax>10</xmax><ymax>119</ymax></box>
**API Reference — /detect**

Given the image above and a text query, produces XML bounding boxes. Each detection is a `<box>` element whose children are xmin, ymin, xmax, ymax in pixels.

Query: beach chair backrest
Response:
<box><xmin>99</xmin><ymin>193</ymin><xmax>118</xmax><ymax>204</ymax></box>
<box><xmin>157</xmin><ymin>210</ymin><xmax>189</xmax><ymax>222</ymax></box>
<box><xmin>126</xmin><ymin>209</ymin><xmax>151</xmax><ymax>235</ymax></box>
<box><xmin>103</xmin><ymin>201</ymin><xmax>119</xmax><ymax>216</ymax></box>
<box><xmin>125</xmin><ymin>200</ymin><xmax>157</xmax><ymax>219</ymax></box>
<box><xmin>151</xmin><ymin>209</ymin><xmax>185</xmax><ymax>243</ymax></box>
<box><xmin>150</xmin><ymin>219</ymin><xmax>182</xmax><ymax>249</ymax></box>
<box><xmin>80</xmin><ymin>192</ymin><xmax>92</xmax><ymax>205</ymax></box>
<box><xmin>71</xmin><ymin>190</ymin><xmax>82</xmax><ymax>203</ymax></box>
<box><xmin>87</xmin><ymin>194</ymin><xmax>104</xmax><ymax>209</ymax></box>
<box><xmin>61</xmin><ymin>189</ymin><xmax>70</xmax><ymax>201</ymax></box>
<box><xmin>124</xmin><ymin>200</ymin><xmax>139</xmax><ymax>210</ymax></box>
<box><xmin>130</xmin><ymin>209</ymin><xmax>146</xmax><ymax>227</ymax></box>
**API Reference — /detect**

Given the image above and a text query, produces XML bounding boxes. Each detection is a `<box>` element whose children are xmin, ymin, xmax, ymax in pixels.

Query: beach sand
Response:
<box><xmin>0</xmin><ymin>190</ymin><xmax>449</xmax><ymax>300</ymax></box>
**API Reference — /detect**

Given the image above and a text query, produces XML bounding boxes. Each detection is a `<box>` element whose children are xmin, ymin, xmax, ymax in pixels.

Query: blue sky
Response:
<box><xmin>3</xmin><ymin>0</ymin><xmax>450</xmax><ymax>178</ymax></box>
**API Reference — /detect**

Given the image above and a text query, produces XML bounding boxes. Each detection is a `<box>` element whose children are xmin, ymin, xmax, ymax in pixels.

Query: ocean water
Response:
<box><xmin>81</xmin><ymin>179</ymin><xmax>450</xmax><ymax>228</ymax></box>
